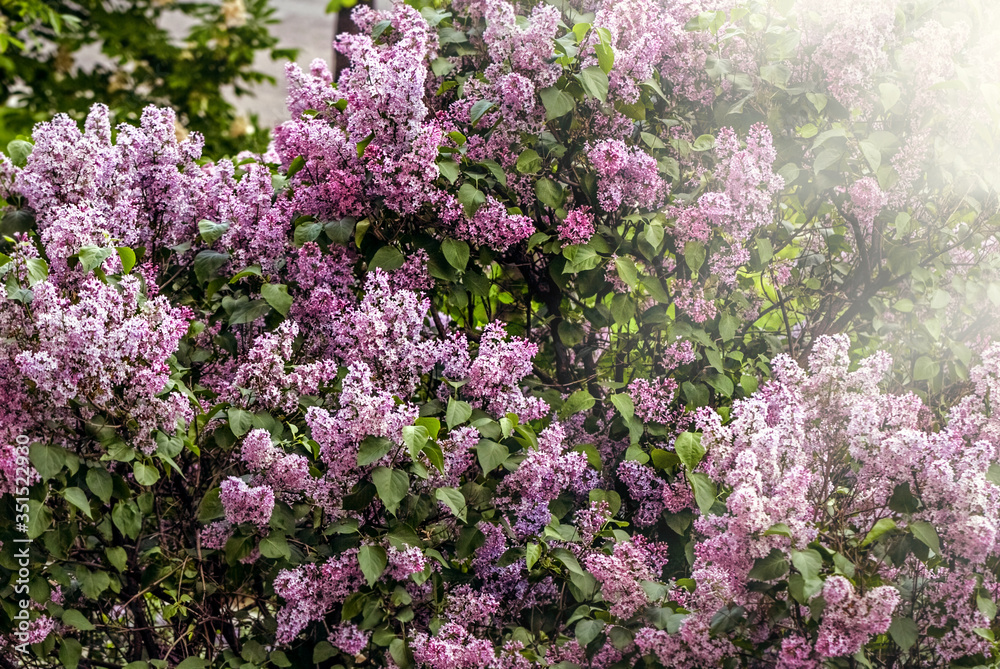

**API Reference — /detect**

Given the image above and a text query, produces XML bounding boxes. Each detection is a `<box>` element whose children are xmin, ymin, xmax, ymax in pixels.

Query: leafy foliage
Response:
<box><xmin>0</xmin><ymin>0</ymin><xmax>999</xmax><ymax>668</ymax></box>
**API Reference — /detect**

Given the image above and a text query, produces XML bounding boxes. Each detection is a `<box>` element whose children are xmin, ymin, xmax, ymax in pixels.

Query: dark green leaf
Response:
<box><xmin>359</xmin><ymin>545</ymin><xmax>388</xmax><ymax>586</ymax></box>
<box><xmin>358</xmin><ymin>436</ymin><xmax>394</xmax><ymax>467</ymax></box>
<box><xmin>441</xmin><ymin>239</ymin><xmax>470</xmax><ymax>270</ymax></box>
<box><xmin>748</xmin><ymin>548</ymin><xmax>789</xmax><ymax>581</ymax></box>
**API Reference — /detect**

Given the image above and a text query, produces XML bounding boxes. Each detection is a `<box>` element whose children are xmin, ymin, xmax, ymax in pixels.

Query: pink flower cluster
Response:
<box><xmin>588</xmin><ymin>140</ymin><xmax>668</xmax><ymax>212</ymax></box>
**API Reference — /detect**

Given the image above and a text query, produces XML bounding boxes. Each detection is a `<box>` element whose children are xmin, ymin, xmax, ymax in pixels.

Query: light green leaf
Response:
<box><xmin>261</xmin><ymin>283</ymin><xmax>293</xmax><ymax>316</ymax></box>
<box><xmin>539</xmin><ymin>86</ymin><xmax>575</xmax><ymax>120</ymax></box>
<box><xmin>516</xmin><ymin>149</ymin><xmax>542</xmax><ymax>174</ymax></box>
<box><xmin>435</xmin><ymin>487</ymin><xmax>467</xmax><ymax>521</ymax></box>
<box><xmin>372</xmin><ymin>467</ymin><xmax>409</xmax><ymax>515</ymax></box>
<box><xmin>30</xmin><ymin>442</ymin><xmax>66</xmax><ymax>480</ymax></box>
<box><xmin>674</xmin><ymin>432</ymin><xmax>705</xmax><ymax>471</ymax></box>
<box><xmin>61</xmin><ymin>609</ymin><xmax>95</xmax><ymax>632</ymax></box>
<box><xmin>446</xmin><ymin>398</ymin><xmax>473</xmax><ymax>429</ymax></box>
<box><xmin>78</xmin><ymin>245</ymin><xmax>114</xmax><ymax>273</ymax></box>
<box><xmin>228</xmin><ymin>407</ymin><xmax>253</xmax><ymax>437</ymax></box>
<box><xmin>260</xmin><ymin>533</ymin><xmax>292</xmax><ymax>560</ymax></box>
<box><xmin>116</xmin><ymin>247</ymin><xmax>137</xmax><ymax>274</ymax></box>
<box><xmin>62</xmin><ymin>487</ymin><xmax>93</xmax><ymax>518</ymax></box>
<box><xmin>470</xmin><ymin>100</ymin><xmax>495</xmax><ymax>126</ymax></box>
<box><xmin>133</xmin><ymin>462</ymin><xmax>160</xmax><ymax>486</ymax></box>
<box><xmin>86</xmin><ymin>467</ymin><xmax>113</xmax><ymax>503</ymax></box>
<box><xmin>687</xmin><ymin>471</ymin><xmax>716</xmax><ymax>515</ymax></box>
<box><xmin>575</xmin><ymin>66</ymin><xmax>609</xmax><ymax>102</ymax></box>
<box><xmin>198</xmin><ymin>219</ymin><xmax>230</xmax><ymax>244</ymax></box>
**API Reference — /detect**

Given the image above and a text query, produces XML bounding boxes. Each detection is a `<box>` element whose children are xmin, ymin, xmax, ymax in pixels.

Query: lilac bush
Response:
<box><xmin>1</xmin><ymin>1</ymin><xmax>999</xmax><ymax>668</ymax></box>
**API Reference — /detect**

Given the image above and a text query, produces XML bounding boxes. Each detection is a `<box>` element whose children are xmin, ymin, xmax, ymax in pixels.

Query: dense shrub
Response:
<box><xmin>1</xmin><ymin>1</ymin><xmax>999</xmax><ymax>668</ymax></box>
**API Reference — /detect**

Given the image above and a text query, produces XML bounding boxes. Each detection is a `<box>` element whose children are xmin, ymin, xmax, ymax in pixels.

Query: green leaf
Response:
<box><xmin>687</xmin><ymin>471</ymin><xmax>717</xmax><ymax>515</ymax></box>
<box><xmin>748</xmin><ymin>548</ymin><xmax>789</xmax><ymax>581</ymax></box>
<box><xmin>457</xmin><ymin>183</ymin><xmax>487</xmax><ymax>217</ymax></box>
<box><xmin>229</xmin><ymin>265</ymin><xmax>262</xmax><ymax>283</ymax></box>
<box><xmin>539</xmin><ymin>86</ymin><xmax>575</xmax><ymax>120</ymax></box>
<box><xmin>470</xmin><ymin>100</ymin><xmax>495</xmax><ymax>126</ymax></box>
<box><xmin>719</xmin><ymin>313</ymin><xmax>739</xmax><ymax>341</ymax></box>
<box><xmin>889</xmin><ymin>616</ymin><xmax>918</xmax><ymax>651</ymax></box>
<box><xmin>684</xmin><ymin>241</ymin><xmax>706</xmax><ymax>272</ymax></box>
<box><xmin>435</xmin><ymin>487</ymin><xmax>467</xmax><ymax>521</ymax></box>
<box><xmin>610</xmin><ymin>393</ymin><xmax>634</xmax><ymax>421</ymax></box>
<box><xmin>879</xmin><ymin>83</ymin><xmax>900</xmax><ymax>111</ymax></box>
<box><xmin>674</xmin><ymin>432</ymin><xmax>705</xmax><ymax>471</ymax></box>
<box><xmin>86</xmin><ymin>467</ymin><xmax>113</xmax><ymax>503</ymax></box>
<box><xmin>62</xmin><ymin>487</ymin><xmax>93</xmax><ymax>518</ymax></box>
<box><xmin>516</xmin><ymin>149</ymin><xmax>542</xmax><ymax>174</ymax></box>
<box><xmin>325</xmin><ymin>217</ymin><xmax>357</xmax><ymax>244</ymax></box>
<box><xmin>595</xmin><ymin>42</ymin><xmax>615</xmax><ymax>73</ymax></box>
<box><xmin>261</xmin><ymin>283</ymin><xmax>293</xmax><ymax>316</ymax></box>
<box><xmin>133</xmin><ymin>462</ymin><xmax>160</xmax><ymax>486</ymax></box>
<box><xmin>7</xmin><ymin>139</ymin><xmax>33</xmax><ymax>167</ymax></box>
<box><xmin>30</xmin><ymin>442</ymin><xmax>66</xmax><ymax>480</ymax></box>
<box><xmin>764</xmin><ymin>523</ymin><xmax>793</xmax><ymax>538</ymax></box>
<box><xmin>913</xmin><ymin>356</ymin><xmax>939</xmax><ymax>382</ymax></box>
<box><xmin>286</xmin><ymin>155</ymin><xmax>306</xmax><ymax>179</ymax></box>
<box><xmin>790</xmin><ymin>549</ymin><xmax>823</xmax><ymax>581</ymax></box>
<box><xmin>193</xmin><ymin>250</ymin><xmax>230</xmax><ymax>283</ymax></box>
<box><xmin>477</xmin><ymin>439</ymin><xmax>509</xmax><ymax>473</ymax></box>
<box><xmin>559</xmin><ymin>389</ymin><xmax>595</xmax><ymax>418</ymax></box>
<box><xmin>228</xmin><ymin>299</ymin><xmax>271</xmax><ymax>325</ymax></box>
<box><xmin>26</xmin><ymin>500</ymin><xmax>52</xmax><ymax>538</ymax></box>
<box><xmin>60</xmin><ymin>638</ymin><xmax>83</xmax><ymax>669</ymax></box>
<box><xmin>358</xmin><ymin>436</ymin><xmax>394</xmax><ymax>467</ymax></box>
<box><xmin>294</xmin><ymin>221</ymin><xmax>322</xmax><ymax>246</ymax></box>
<box><xmin>105</xmin><ymin>546</ymin><xmax>128</xmax><ymax>572</ymax></box>
<box><xmin>402</xmin><ymin>425</ymin><xmax>430</xmax><ymax>459</ymax></box>
<box><xmin>692</xmin><ymin>134</ymin><xmax>716</xmax><ymax>152</ymax></box>
<box><xmin>978</xmin><ymin>593</ymin><xmax>998</xmax><ymax>621</ymax></box>
<box><xmin>445</xmin><ymin>398</ymin><xmax>473</xmax><ymax>429</ymax></box>
<box><xmin>371</xmin><ymin>246</ymin><xmax>405</xmax><ymax>271</ymax></box>
<box><xmin>79</xmin><ymin>569</ymin><xmax>111</xmax><ymax>599</ymax></box>
<box><xmin>112</xmin><ymin>500</ymin><xmax>142</xmax><ymax>540</ymax></box>
<box><xmin>526</xmin><ymin>542</ymin><xmax>541</xmax><ymax>570</ymax></box>
<box><xmin>859</xmin><ymin>141</ymin><xmax>881</xmax><ymax>171</ymax></box>
<box><xmin>25</xmin><ymin>257</ymin><xmax>48</xmax><ymax>286</ymax></box>
<box><xmin>313</xmin><ymin>641</ymin><xmax>338</xmax><ymax>663</ymax></box>
<box><xmin>614</xmin><ymin>256</ymin><xmax>638</xmax><ymax>289</ymax></box>
<box><xmin>372</xmin><ymin>466</ymin><xmax>409</xmax><ymax>515</ymax></box>
<box><xmin>441</xmin><ymin>239</ymin><xmax>470</xmax><ymax>271</ymax></box>
<box><xmin>197</xmin><ymin>488</ymin><xmax>224</xmax><ymax>523</ymax></box>
<box><xmin>228</xmin><ymin>408</ymin><xmax>253</xmax><ymax>437</ymax></box>
<box><xmin>61</xmin><ymin>609</ymin><xmax>95</xmax><ymax>632</ymax></box>
<box><xmin>78</xmin><ymin>245</ymin><xmax>114</xmax><ymax>273</ymax></box>
<box><xmin>536</xmin><ymin>178</ymin><xmax>564</xmax><ymax>209</ymax></box>
<box><xmin>116</xmin><ymin>247</ymin><xmax>137</xmax><ymax>274</ymax></box>
<box><xmin>908</xmin><ymin>520</ymin><xmax>940</xmax><ymax>554</ymax></box>
<box><xmin>575</xmin><ymin>66</ymin><xmax>609</xmax><ymax>102</ymax></box>
<box><xmin>589</xmin><ymin>488</ymin><xmax>621</xmax><ymax>516</ymax></box>
<box><xmin>260</xmin><ymin>533</ymin><xmax>292</xmax><ymax>560</ymax></box>
<box><xmin>198</xmin><ymin>219</ymin><xmax>230</xmax><ymax>244</ymax></box>
<box><xmin>576</xmin><ymin>619</ymin><xmax>605</xmax><ymax>646</ymax></box>
<box><xmin>359</xmin><ymin>545</ymin><xmax>388</xmax><ymax>586</ymax></box>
